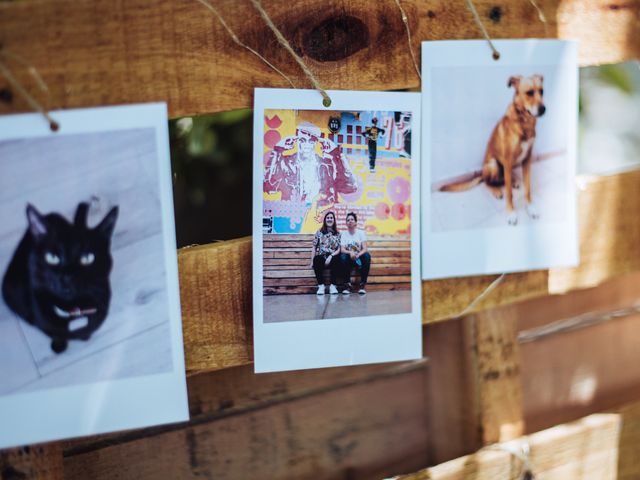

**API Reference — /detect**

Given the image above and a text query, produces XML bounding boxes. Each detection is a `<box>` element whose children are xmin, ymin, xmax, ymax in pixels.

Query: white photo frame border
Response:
<box><xmin>253</xmin><ymin>88</ymin><xmax>422</xmax><ymax>373</ymax></box>
<box><xmin>0</xmin><ymin>103</ymin><xmax>189</xmax><ymax>449</ymax></box>
<box><xmin>421</xmin><ymin>39</ymin><xmax>579</xmax><ymax>280</ymax></box>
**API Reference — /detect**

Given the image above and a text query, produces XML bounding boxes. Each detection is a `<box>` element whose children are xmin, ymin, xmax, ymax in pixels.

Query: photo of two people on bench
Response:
<box><xmin>311</xmin><ymin>211</ymin><xmax>371</xmax><ymax>296</ymax></box>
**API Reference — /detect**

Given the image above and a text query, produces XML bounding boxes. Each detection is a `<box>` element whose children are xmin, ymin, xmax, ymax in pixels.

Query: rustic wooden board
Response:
<box><xmin>0</xmin><ymin>444</ymin><xmax>63</xmax><ymax>480</ymax></box>
<box><xmin>518</xmin><ymin>271</ymin><xmax>640</xmax><ymax>433</ymax></box>
<box><xmin>63</xmin><ymin>366</ymin><xmax>431</xmax><ymax>480</ymax></box>
<box><xmin>178</xmin><ymin>171</ymin><xmax>640</xmax><ymax>374</ymax></box>
<box><xmin>396</xmin><ymin>413</ymin><xmax>621</xmax><ymax>480</ymax></box>
<box><xmin>0</xmin><ymin>0</ymin><xmax>638</xmax><ymax>117</ymax></box>
<box><xmin>465</xmin><ymin>309</ymin><xmax>524</xmax><ymax>445</ymax></box>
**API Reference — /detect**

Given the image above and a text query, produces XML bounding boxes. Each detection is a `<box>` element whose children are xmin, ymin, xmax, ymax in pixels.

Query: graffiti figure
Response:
<box><xmin>264</xmin><ymin>122</ymin><xmax>357</xmax><ymax>206</ymax></box>
<box><xmin>395</xmin><ymin>111</ymin><xmax>412</xmax><ymax>158</ymax></box>
<box><xmin>362</xmin><ymin>117</ymin><xmax>386</xmax><ymax>172</ymax></box>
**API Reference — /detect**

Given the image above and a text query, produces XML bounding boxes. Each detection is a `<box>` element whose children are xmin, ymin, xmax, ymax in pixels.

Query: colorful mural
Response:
<box><xmin>263</xmin><ymin>109</ymin><xmax>412</xmax><ymax>235</ymax></box>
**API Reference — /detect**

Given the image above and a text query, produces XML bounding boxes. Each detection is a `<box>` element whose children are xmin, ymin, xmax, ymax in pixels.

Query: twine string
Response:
<box><xmin>486</xmin><ymin>440</ymin><xmax>535</xmax><ymax>479</ymax></box>
<box><xmin>464</xmin><ymin>0</ymin><xmax>501</xmax><ymax>60</ymax></box>
<box><xmin>193</xmin><ymin>0</ymin><xmax>296</xmax><ymax>89</ymax></box>
<box><xmin>249</xmin><ymin>0</ymin><xmax>332</xmax><ymax>107</ymax></box>
<box><xmin>527</xmin><ymin>0</ymin><xmax>548</xmax><ymax>36</ymax></box>
<box><xmin>393</xmin><ymin>0</ymin><xmax>421</xmax><ymax>80</ymax></box>
<box><xmin>458</xmin><ymin>273</ymin><xmax>506</xmax><ymax>318</ymax></box>
<box><xmin>1</xmin><ymin>49</ymin><xmax>49</xmax><ymax>93</ymax></box>
<box><xmin>0</xmin><ymin>50</ymin><xmax>58</xmax><ymax>131</ymax></box>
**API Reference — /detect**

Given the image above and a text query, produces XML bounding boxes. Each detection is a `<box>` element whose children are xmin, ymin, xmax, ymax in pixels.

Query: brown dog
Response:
<box><xmin>440</xmin><ymin>74</ymin><xmax>545</xmax><ymax>225</ymax></box>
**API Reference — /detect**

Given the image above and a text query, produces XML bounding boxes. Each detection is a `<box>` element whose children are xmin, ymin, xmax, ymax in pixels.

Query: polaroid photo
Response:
<box><xmin>254</xmin><ymin>88</ymin><xmax>422</xmax><ymax>373</ymax></box>
<box><xmin>421</xmin><ymin>40</ymin><xmax>579</xmax><ymax>279</ymax></box>
<box><xmin>0</xmin><ymin>104</ymin><xmax>188</xmax><ymax>449</ymax></box>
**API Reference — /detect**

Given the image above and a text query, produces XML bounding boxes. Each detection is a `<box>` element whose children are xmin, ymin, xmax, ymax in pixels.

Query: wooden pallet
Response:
<box><xmin>1</xmin><ymin>0</ymin><xmax>640</xmax><ymax>478</ymax></box>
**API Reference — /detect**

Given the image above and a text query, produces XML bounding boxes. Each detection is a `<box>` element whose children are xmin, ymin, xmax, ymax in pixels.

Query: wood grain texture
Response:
<box><xmin>518</xmin><ymin>272</ymin><xmax>640</xmax><ymax>434</ymax></box>
<box><xmin>0</xmin><ymin>0</ymin><xmax>638</xmax><ymax>117</ymax></box>
<box><xmin>179</xmin><ymin>171</ymin><xmax>640</xmax><ymax>374</ymax></box>
<box><xmin>63</xmin><ymin>366</ymin><xmax>431</xmax><ymax>480</ymax></box>
<box><xmin>0</xmin><ymin>444</ymin><xmax>63</xmax><ymax>480</ymax></box>
<box><xmin>465</xmin><ymin>309</ymin><xmax>524</xmax><ymax>445</ymax></box>
<box><xmin>395</xmin><ymin>413</ymin><xmax>620</xmax><ymax>480</ymax></box>
<box><xmin>179</xmin><ymin>238</ymin><xmax>253</xmax><ymax>374</ymax></box>
<box><xmin>549</xmin><ymin>172</ymin><xmax>640</xmax><ymax>294</ymax></box>
<box><xmin>263</xmin><ymin>234</ymin><xmax>411</xmax><ymax>293</ymax></box>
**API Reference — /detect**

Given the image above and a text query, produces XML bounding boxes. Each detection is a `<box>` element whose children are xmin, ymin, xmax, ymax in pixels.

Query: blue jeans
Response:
<box><xmin>340</xmin><ymin>252</ymin><xmax>371</xmax><ymax>286</ymax></box>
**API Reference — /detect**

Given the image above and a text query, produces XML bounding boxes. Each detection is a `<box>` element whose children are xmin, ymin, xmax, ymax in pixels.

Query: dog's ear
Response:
<box><xmin>534</xmin><ymin>74</ymin><xmax>544</xmax><ymax>84</ymax></box>
<box><xmin>508</xmin><ymin>76</ymin><xmax>522</xmax><ymax>88</ymax></box>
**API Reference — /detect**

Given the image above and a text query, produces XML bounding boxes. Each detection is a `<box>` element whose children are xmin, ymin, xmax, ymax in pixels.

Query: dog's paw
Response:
<box><xmin>507</xmin><ymin>211</ymin><xmax>518</xmax><ymax>226</ymax></box>
<box><xmin>526</xmin><ymin>203</ymin><xmax>540</xmax><ymax>219</ymax></box>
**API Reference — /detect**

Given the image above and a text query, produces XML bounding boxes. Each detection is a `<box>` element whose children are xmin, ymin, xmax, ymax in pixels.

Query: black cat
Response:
<box><xmin>2</xmin><ymin>202</ymin><xmax>118</xmax><ymax>354</ymax></box>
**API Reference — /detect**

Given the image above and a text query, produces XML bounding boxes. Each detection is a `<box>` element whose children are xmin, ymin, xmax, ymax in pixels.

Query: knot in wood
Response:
<box><xmin>489</xmin><ymin>6</ymin><xmax>503</xmax><ymax>23</ymax></box>
<box><xmin>302</xmin><ymin>15</ymin><xmax>369</xmax><ymax>62</ymax></box>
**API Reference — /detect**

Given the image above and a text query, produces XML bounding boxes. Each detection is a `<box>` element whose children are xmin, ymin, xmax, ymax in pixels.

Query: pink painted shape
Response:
<box><xmin>391</xmin><ymin>203</ymin><xmax>406</xmax><ymax>221</ymax></box>
<box><xmin>375</xmin><ymin>202</ymin><xmax>390</xmax><ymax>220</ymax></box>
<box><xmin>387</xmin><ymin>177</ymin><xmax>411</xmax><ymax>204</ymax></box>
<box><xmin>265</xmin><ymin>115</ymin><xmax>282</xmax><ymax>129</ymax></box>
<box><xmin>264</xmin><ymin>130</ymin><xmax>281</xmax><ymax>149</ymax></box>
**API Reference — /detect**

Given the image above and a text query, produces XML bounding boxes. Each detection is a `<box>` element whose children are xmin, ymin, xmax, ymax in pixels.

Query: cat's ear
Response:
<box><xmin>96</xmin><ymin>206</ymin><xmax>118</xmax><ymax>239</ymax></box>
<box><xmin>74</xmin><ymin>202</ymin><xmax>90</xmax><ymax>228</ymax></box>
<box><xmin>26</xmin><ymin>204</ymin><xmax>47</xmax><ymax>238</ymax></box>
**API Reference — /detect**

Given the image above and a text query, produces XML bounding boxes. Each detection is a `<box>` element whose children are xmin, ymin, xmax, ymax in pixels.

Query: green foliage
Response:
<box><xmin>597</xmin><ymin>64</ymin><xmax>634</xmax><ymax>94</ymax></box>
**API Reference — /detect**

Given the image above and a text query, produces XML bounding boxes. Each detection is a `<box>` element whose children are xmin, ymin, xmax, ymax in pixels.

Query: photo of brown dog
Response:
<box><xmin>439</xmin><ymin>74</ymin><xmax>545</xmax><ymax>226</ymax></box>
<box><xmin>423</xmin><ymin>39</ymin><xmax>578</xmax><ymax>279</ymax></box>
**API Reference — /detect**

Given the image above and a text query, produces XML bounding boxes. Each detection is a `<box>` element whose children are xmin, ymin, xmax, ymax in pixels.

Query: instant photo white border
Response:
<box><xmin>421</xmin><ymin>40</ymin><xmax>579</xmax><ymax>279</ymax></box>
<box><xmin>0</xmin><ymin>104</ymin><xmax>189</xmax><ymax>449</ymax></box>
<box><xmin>253</xmin><ymin>88</ymin><xmax>422</xmax><ymax>373</ymax></box>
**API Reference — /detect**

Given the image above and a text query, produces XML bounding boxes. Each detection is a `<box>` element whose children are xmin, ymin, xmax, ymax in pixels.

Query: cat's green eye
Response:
<box><xmin>44</xmin><ymin>252</ymin><xmax>60</xmax><ymax>265</ymax></box>
<box><xmin>80</xmin><ymin>253</ymin><xmax>95</xmax><ymax>266</ymax></box>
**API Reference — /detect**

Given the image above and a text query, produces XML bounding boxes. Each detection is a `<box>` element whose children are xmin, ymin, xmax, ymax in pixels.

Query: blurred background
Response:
<box><xmin>170</xmin><ymin>62</ymin><xmax>640</xmax><ymax>248</ymax></box>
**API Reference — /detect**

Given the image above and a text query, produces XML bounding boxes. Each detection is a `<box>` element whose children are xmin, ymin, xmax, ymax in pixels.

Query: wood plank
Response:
<box><xmin>179</xmin><ymin>171</ymin><xmax>640</xmax><ymax>374</ymax></box>
<box><xmin>518</xmin><ymin>271</ymin><xmax>640</xmax><ymax>433</ymax></box>
<box><xmin>424</xmin><ymin>319</ymin><xmax>481</xmax><ymax>465</ymax></box>
<box><xmin>264</xmin><ymin>283</ymin><xmax>411</xmax><ymax>295</ymax></box>
<box><xmin>0</xmin><ymin>444</ymin><xmax>64</xmax><ymax>480</ymax></box>
<box><xmin>264</xmin><ymin>257</ymin><xmax>411</xmax><ymax>266</ymax></box>
<box><xmin>264</xmin><ymin>275</ymin><xmax>412</xmax><ymax>285</ymax></box>
<box><xmin>549</xmin><ymin>172</ymin><xmax>640</xmax><ymax>294</ymax></box>
<box><xmin>179</xmin><ymin>238</ymin><xmax>253</xmax><ymax>374</ymax></box>
<box><xmin>263</xmin><ymin>266</ymin><xmax>410</xmax><ymax>278</ymax></box>
<box><xmin>396</xmin><ymin>413</ymin><xmax>620</xmax><ymax>480</ymax></box>
<box><xmin>464</xmin><ymin>309</ymin><xmax>524</xmax><ymax>445</ymax></box>
<box><xmin>264</xmin><ymin>241</ymin><xmax>410</xmax><ymax>249</ymax></box>
<box><xmin>63</xmin><ymin>366</ymin><xmax>430</xmax><ymax>480</ymax></box>
<box><xmin>0</xmin><ymin>0</ymin><xmax>638</xmax><ymax>117</ymax></box>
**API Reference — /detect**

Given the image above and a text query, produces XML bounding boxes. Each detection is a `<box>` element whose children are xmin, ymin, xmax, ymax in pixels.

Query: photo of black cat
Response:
<box><xmin>2</xmin><ymin>202</ymin><xmax>118</xmax><ymax>354</ymax></box>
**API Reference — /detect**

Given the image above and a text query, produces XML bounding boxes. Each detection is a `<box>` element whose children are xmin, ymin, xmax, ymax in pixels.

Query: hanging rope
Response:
<box><xmin>0</xmin><ymin>49</ymin><xmax>58</xmax><ymax>131</ymax></box>
<box><xmin>393</xmin><ymin>0</ymin><xmax>421</xmax><ymax>80</ymax></box>
<box><xmin>193</xmin><ymin>0</ymin><xmax>297</xmax><ymax>89</ymax></box>
<box><xmin>457</xmin><ymin>273</ymin><xmax>506</xmax><ymax>318</ymax></box>
<box><xmin>249</xmin><ymin>0</ymin><xmax>332</xmax><ymax>107</ymax></box>
<box><xmin>464</xmin><ymin>0</ymin><xmax>501</xmax><ymax>60</ymax></box>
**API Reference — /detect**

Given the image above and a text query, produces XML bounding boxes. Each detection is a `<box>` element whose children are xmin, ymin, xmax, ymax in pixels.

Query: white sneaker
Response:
<box><xmin>329</xmin><ymin>284</ymin><xmax>338</xmax><ymax>294</ymax></box>
<box><xmin>342</xmin><ymin>288</ymin><xmax>350</xmax><ymax>295</ymax></box>
<box><xmin>358</xmin><ymin>287</ymin><xmax>366</xmax><ymax>295</ymax></box>
<box><xmin>316</xmin><ymin>285</ymin><xmax>325</xmax><ymax>295</ymax></box>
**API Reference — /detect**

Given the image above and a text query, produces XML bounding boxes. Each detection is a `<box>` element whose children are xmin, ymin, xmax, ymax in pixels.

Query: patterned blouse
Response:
<box><xmin>314</xmin><ymin>230</ymin><xmax>341</xmax><ymax>257</ymax></box>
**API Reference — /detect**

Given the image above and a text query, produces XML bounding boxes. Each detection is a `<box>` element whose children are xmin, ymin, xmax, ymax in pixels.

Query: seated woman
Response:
<box><xmin>310</xmin><ymin>211</ymin><xmax>341</xmax><ymax>295</ymax></box>
<box><xmin>339</xmin><ymin>212</ymin><xmax>371</xmax><ymax>294</ymax></box>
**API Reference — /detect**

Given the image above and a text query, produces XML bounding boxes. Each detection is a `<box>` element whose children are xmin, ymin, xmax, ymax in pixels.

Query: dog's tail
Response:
<box><xmin>438</xmin><ymin>175</ymin><xmax>483</xmax><ymax>192</ymax></box>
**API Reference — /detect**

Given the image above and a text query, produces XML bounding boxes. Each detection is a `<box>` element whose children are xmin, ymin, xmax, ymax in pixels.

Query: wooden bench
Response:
<box><xmin>263</xmin><ymin>233</ymin><xmax>411</xmax><ymax>295</ymax></box>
